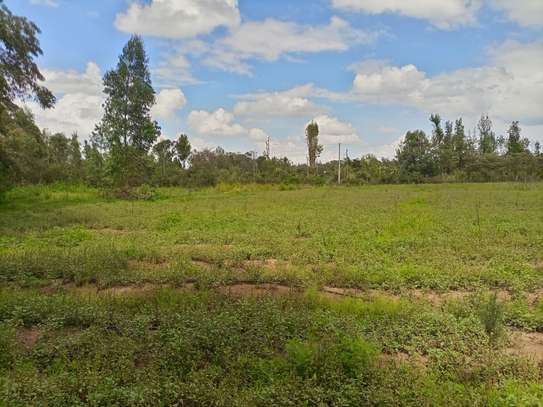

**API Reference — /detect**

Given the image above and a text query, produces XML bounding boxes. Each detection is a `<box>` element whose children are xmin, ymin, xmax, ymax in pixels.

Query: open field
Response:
<box><xmin>1</xmin><ymin>183</ymin><xmax>542</xmax><ymax>405</ymax></box>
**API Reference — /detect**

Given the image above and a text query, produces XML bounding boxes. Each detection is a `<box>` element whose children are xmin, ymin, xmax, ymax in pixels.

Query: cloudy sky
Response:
<box><xmin>11</xmin><ymin>0</ymin><xmax>543</xmax><ymax>162</ymax></box>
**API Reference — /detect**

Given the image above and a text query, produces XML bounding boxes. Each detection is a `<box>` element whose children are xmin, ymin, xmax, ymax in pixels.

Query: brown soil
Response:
<box><xmin>93</xmin><ymin>228</ymin><xmax>131</xmax><ymax>235</ymax></box>
<box><xmin>191</xmin><ymin>257</ymin><xmax>216</xmax><ymax>267</ymax></box>
<box><xmin>216</xmin><ymin>283</ymin><xmax>294</xmax><ymax>297</ymax></box>
<box><xmin>379</xmin><ymin>351</ymin><xmax>428</xmax><ymax>368</ymax></box>
<box><xmin>128</xmin><ymin>259</ymin><xmax>171</xmax><ymax>269</ymax></box>
<box><xmin>16</xmin><ymin>327</ymin><xmax>41</xmax><ymax>350</ymax></box>
<box><xmin>526</xmin><ymin>289</ymin><xmax>543</xmax><ymax>305</ymax></box>
<box><xmin>507</xmin><ymin>332</ymin><xmax>543</xmax><ymax>363</ymax></box>
<box><xmin>242</xmin><ymin>259</ymin><xmax>281</xmax><ymax>270</ymax></box>
<box><xmin>99</xmin><ymin>284</ymin><xmax>169</xmax><ymax>296</ymax></box>
<box><xmin>43</xmin><ymin>280</ymin><xmax>542</xmax><ymax>309</ymax></box>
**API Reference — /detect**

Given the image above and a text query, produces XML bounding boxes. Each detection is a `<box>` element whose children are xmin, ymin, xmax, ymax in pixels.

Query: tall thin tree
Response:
<box><xmin>93</xmin><ymin>35</ymin><xmax>160</xmax><ymax>186</ymax></box>
<box><xmin>306</xmin><ymin>121</ymin><xmax>322</xmax><ymax>175</ymax></box>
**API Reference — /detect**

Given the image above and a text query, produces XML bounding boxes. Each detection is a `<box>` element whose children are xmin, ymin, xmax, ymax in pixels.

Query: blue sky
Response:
<box><xmin>10</xmin><ymin>0</ymin><xmax>543</xmax><ymax>161</ymax></box>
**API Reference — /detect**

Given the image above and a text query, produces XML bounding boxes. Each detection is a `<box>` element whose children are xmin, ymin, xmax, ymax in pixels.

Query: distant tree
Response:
<box><xmin>153</xmin><ymin>139</ymin><xmax>175</xmax><ymax>180</ymax></box>
<box><xmin>175</xmin><ymin>133</ymin><xmax>191</xmax><ymax>168</ymax></box>
<box><xmin>477</xmin><ymin>115</ymin><xmax>497</xmax><ymax>155</ymax></box>
<box><xmin>0</xmin><ymin>107</ymin><xmax>47</xmax><ymax>188</ymax></box>
<box><xmin>83</xmin><ymin>139</ymin><xmax>105</xmax><ymax>186</ymax></box>
<box><xmin>306</xmin><ymin>121</ymin><xmax>322</xmax><ymax>175</ymax></box>
<box><xmin>452</xmin><ymin>118</ymin><xmax>468</xmax><ymax>169</ymax></box>
<box><xmin>0</xmin><ymin>2</ymin><xmax>55</xmax><ymax>112</ymax></box>
<box><xmin>430</xmin><ymin>114</ymin><xmax>454</xmax><ymax>176</ymax></box>
<box><xmin>93</xmin><ymin>35</ymin><xmax>160</xmax><ymax>186</ymax></box>
<box><xmin>396</xmin><ymin>130</ymin><xmax>436</xmax><ymax>182</ymax></box>
<box><xmin>357</xmin><ymin>154</ymin><xmax>384</xmax><ymax>184</ymax></box>
<box><xmin>506</xmin><ymin>121</ymin><xmax>529</xmax><ymax>155</ymax></box>
<box><xmin>430</xmin><ymin>114</ymin><xmax>444</xmax><ymax>146</ymax></box>
<box><xmin>68</xmin><ymin>133</ymin><xmax>82</xmax><ymax>180</ymax></box>
<box><xmin>0</xmin><ymin>3</ymin><xmax>54</xmax><ymax>197</ymax></box>
<box><xmin>47</xmin><ymin>132</ymin><xmax>69</xmax><ymax>165</ymax></box>
<box><xmin>534</xmin><ymin>141</ymin><xmax>541</xmax><ymax>156</ymax></box>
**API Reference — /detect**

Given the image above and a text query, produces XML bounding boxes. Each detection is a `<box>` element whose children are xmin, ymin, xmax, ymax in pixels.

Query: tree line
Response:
<box><xmin>1</xmin><ymin>2</ymin><xmax>542</xmax><ymax>198</ymax></box>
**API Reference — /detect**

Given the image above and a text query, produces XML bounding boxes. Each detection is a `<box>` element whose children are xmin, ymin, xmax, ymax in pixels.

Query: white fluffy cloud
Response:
<box><xmin>310</xmin><ymin>115</ymin><xmax>361</xmax><ymax>145</ymax></box>
<box><xmin>248</xmin><ymin>128</ymin><xmax>269</xmax><ymax>142</ymax></box>
<box><xmin>40</xmin><ymin>62</ymin><xmax>102</xmax><ymax>95</ymax></box>
<box><xmin>187</xmin><ymin>108</ymin><xmax>272</xmax><ymax>154</ymax></box>
<box><xmin>188</xmin><ymin>108</ymin><xmax>246</xmax><ymax>136</ymax></box>
<box><xmin>115</xmin><ymin>0</ymin><xmax>240</xmax><ymax>38</ymax></box>
<box><xmin>221</xmin><ymin>16</ymin><xmax>374</xmax><ymax>61</ymax></box>
<box><xmin>25</xmin><ymin>63</ymin><xmax>189</xmax><ymax>137</ymax></box>
<box><xmin>30</xmin><ymin>0</ymin><xmax>59</xmax><ymax>7</ymax></box>
<box><xmin>331</xmin><ymin>0</ymin><xmax>482</xmax><ymax>28</ymax></box>
<box><xmin>151</xmin><ymin>88</ymin><xmax>187</xmax><ymax>120</ymax></box>
<box><xmin>153</xmin><ymin>51</ymin><xmax>200</xmax><ymax>86</ymax></box>
<box><xmin>340</xmin><ymin>41</ymin><xmax>543</xmax><ymax>125</ymax></box>
<box><xmin>24</xmin><ymin>62</ymin><xmax>104</xmax><ymax>137</ymax></box>
<box><xmin>365</xmin><ymin>136</ymin><xmax>403</xmax><ymax>159</ymax></box>
<box><xmin>352</xmin><ymin>62</ymin><xmax>427</xmax><ymax>103</ymax></box>
<box><xmin>490</xmin><ymin>0</ymin><xmax>543</xmax><ymax>27</ymax></box>
<box><xmin>234</xmin><ymin>84</ymin><xmax>326</xmax><ymax>118</ymax></box>
<box><xmin>201</xmin><ymin>17</ymin><xmax>378</xmax><ymax>74</ymax></box>
<box><xmin>331</xmin><ymin>0</ymin><xmax>543</xmax><ymax>28</ymax></box>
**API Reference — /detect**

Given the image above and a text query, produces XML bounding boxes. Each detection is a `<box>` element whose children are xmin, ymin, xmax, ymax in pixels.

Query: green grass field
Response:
<box><xmin>1</xmin><ymin>183</ymin><xmax>542</xmax><ymax>405</ymax></box>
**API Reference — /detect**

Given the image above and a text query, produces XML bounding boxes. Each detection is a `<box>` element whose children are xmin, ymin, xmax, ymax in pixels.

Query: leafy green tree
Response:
<box><xmin>94</xmin><ymin>35</ymin><xmax>160</xmax><ymax>186</ymax></box>
<box><xmin>153</xmin><ymin>139</ymin><xmax>176</xmax><ymax>183</ymax></box>
<box><xmin>430</xmin><ymin>114</ymin><xmax>444</xmax><ymax>146</ymax></box>
<box><xmin>0</xmin><ymin>2</ymin><xmax>54</xmax><ymax>197</ymax></box>
<box><xmin>477</xmin><ymin>115</ymin><xmax>497</xmax><ymax>155</ymax></box>
<box><xmin>83</xmin><ymin>139</ymin><xmax>105</xmax><ymax>186</ymax></box>
<box><xmin>175</xmin><ymin>133</ymin><xmax>191</xmax><ymax>168</ymax></box>
<box><xmin>68</xmin><ymin>133</ymin><xmax>83</xmax><ymax>180</ymax></box>
<box><xmin>506</xmin><ymin>121</ymin><xmax>529</xmax><ymax>155</ymax></box>
<box><xmin>0</xmin><ymin>107</ymin><xmax>47</xmax><ymax>187</ymax></box>
<box><xmin>452</xmin><ymin>118</ymin><xmax>471</xmax><ymax>170</ymax></box>
<box><xmin>396</xmin><ymin>130</ymin><xmax>436</xmax><ymax>182</ymax></box>
<box><xmin>430</xmin><ymin>114</ymin><xmax>455</xmax><ymax>176</ymax></box>
<box><xmin>0</xmin><ymin>2</ymin><xmax>55</xmax><ymax>112</ymax></box>
<box><xmin>46</xmin><ymin>132</ymin><xmax>70</xmax><ymax>181</ymax></box>
<box><xmin>306</xmin><ymin>121</ymin><xmax>322</xmax><ymax>175</ymax></box>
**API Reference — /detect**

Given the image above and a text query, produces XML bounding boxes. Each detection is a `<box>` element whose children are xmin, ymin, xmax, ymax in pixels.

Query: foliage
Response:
<box><xmin>479</xmin><ymin>292</ymin><xmax>505</xmax><ymax>346</ymax></box>
<box><xmin>93</xmin><ymin>36</ymin><xmax>160</xmax><ymax>187</ymax></box>
<box><xmin>0</xmin><ymin>183</ymin><xmax>542</xmax><ymax>404</ymax></box>
<box><xmin>306</xmin><ymin>121</ymin><xmax>323</xmax><ymax>174</ymax></box>
<box><xmin>0</xmin><ymin>2</ymin><xmax>55</xmax><ymax>111</ymax></box>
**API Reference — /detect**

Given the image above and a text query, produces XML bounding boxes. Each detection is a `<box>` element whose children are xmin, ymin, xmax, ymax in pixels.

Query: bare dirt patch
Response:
<box><xmin>191</xmin><ymin>257</ymin><xmax>217</xmax><ymax>267</ymax></box>
<box><xmin>379</xmin><ymin>351</ymin><xmax>428</xmax><ymax>368</ymax></box>
<box><xmin>93</xmin><ymin>228</ymin><xmax>131</xmax><ymax>235</ymax></box>
<box><xmin>216</xmin><ymin>283</ymin><xmax>294</xmax><ymax>297</ymax></box>
<box><xmin>507</xmin><ymin>331</ymin><xmax>543</xmax><ymax>363</ymax></box>
<box><xmin>99</xmin><ymin>284</ymin><xmax>163</xmax><ymax>296</ymax></box>
<box><xmin>525</xmin><ymin>289</ymin><xmax>543</xmax><ymax>305</ymax></box>
<box><xmin>128</xmin><ymin>259</ymin><xmax>171</xmax><ymax>269</ymax></box>
<box><xmin>16</xmin><ymin>327</ymin><xmax>41</xmax><ymax>350</ymax></box>
<box><xmin>242</xmin><ymin>259</ymin><xmax>281</xmax><ymax>270</ymax></box>
<box><xmin>321</xmin><ymin>286</ymin><xmax>515</xmax><ymax>306</ymax></box>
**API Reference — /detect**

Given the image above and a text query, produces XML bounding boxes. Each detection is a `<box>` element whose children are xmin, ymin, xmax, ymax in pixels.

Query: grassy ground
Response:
<box><xmin>0</xmin><ymin>183</ymin><xmax>542</xmax><ymax>405</ymax></box>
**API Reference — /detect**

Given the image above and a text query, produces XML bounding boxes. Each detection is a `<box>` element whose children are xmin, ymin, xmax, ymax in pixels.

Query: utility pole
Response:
<box><xmin>338</xmin><ymin>143</ymin><xmax>342</xmax><ymax>185</ymax></box>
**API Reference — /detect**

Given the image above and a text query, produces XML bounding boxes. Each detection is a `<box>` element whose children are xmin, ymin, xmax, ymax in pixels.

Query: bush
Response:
<box><xmin>479</xmin><ymin>292</ymin><xmax>504</xmax><ymax>346</ymax></box>
<box><xmin>101</xmin><ymin>184</ymin><xmax>159</xmax><ymax>201</ymax></box>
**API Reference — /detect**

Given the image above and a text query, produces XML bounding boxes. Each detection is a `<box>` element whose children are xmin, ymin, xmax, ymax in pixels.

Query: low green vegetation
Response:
<box><xmin>0</xmin><ymin>183</ymin><xmax>542</xmax><ymax>405</ymax></box>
